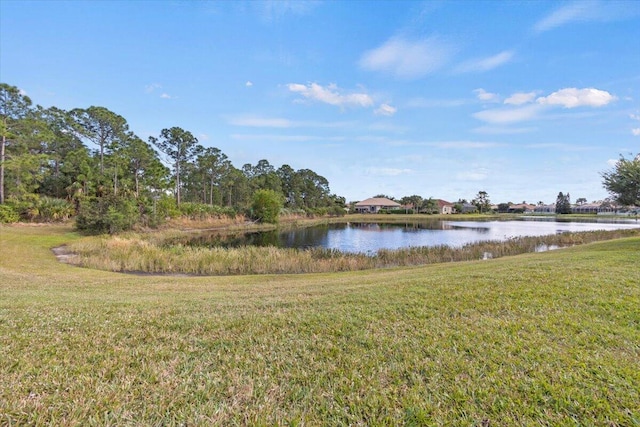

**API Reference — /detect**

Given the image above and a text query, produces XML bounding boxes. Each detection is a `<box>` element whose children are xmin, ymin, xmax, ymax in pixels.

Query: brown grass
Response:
<box><xmin>64</xmin><ymin>226</ymin><xmax>640</xmax><ymax>275</ymax></box>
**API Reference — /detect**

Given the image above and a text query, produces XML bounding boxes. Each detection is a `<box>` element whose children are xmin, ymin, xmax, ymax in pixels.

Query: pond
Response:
<box><xmin>182</xmin><ymin>217</ymin><xmax>640</xmax><ymax>254</ymax></box>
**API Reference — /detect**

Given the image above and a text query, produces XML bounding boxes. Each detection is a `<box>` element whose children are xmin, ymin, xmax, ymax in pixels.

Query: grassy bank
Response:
<box><xmin>1</xmin><ymin>224</ymin><xmax>639</xmax><ymax>425</ymax></box>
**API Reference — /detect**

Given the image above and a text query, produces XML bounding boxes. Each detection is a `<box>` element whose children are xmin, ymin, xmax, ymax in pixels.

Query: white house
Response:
<box><xmin>354</xmin><ymin>197</ymin><xmax>401</xmax><ymax>213</ymax></box>
<box><xmin>572</xmin><ymin>203</ymin><xmax>601</xmax><ymax>214</ymax></box>
<box><xmin>534</xmin><ymin>204</ymin><xmax>556</xmax><ymax>214</ymax></box>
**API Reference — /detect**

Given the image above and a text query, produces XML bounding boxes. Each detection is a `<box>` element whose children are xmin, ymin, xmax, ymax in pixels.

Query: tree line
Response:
<box><xmin>0</xmin><ymin>83</ymin><xmax>345</xmax><ymax>231</ymax></box>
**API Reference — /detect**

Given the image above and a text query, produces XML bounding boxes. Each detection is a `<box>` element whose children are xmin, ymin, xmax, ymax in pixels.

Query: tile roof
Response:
<box><xmin>355</xmin><ymin>197</ymin><xmax>401</xmax><ymax>207</ymax></box>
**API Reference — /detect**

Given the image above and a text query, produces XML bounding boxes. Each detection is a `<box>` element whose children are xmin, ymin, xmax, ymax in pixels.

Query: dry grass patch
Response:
<box><xmin>64</xmin><ymin>227</ymin><xmax>640</xmax><ymax>275</ymax></box>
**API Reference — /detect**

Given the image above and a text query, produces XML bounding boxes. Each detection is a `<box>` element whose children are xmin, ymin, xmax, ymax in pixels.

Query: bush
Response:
<box><xmin>6</xmin><ymin>196</ymin><xmax>74</xmax><ymax>222</ymax></box>
<box><xmin>380</xmin><ymin>209</ymin><xmax>413</xmax><ymax>215</ymax></box>
<box><xmin>155</xmin><ymin>195</ymin><xmax>180</xmax><ymax>219</ymax></box>
<box><xmin>280</xmin><ymin>208</ymin><xmax>307</xmax><ymax>218</ymax></box>
<box><xmin>306</xmin><ymin>207</ymin><xmax>328</xmax><ymax>217</ymax></box>
<box><xmin>251</xmin><ymin>189</ymin><xmax>283</xmax><ymax>224</ymax></box>
<box><xmin>328</xmin><ymin>206</ymin><xmax>346</xmax><ymax>217</ymax></box>
<box><xmin>0</xmin><ymin>204</ymin><xmax>19</xmax><ymax>223</ymax></box>
<box><xmin>179</xmin><ymin>202</ymin><xmax>236</xmax><ymax>220</ymax></box>
<box><xmin>76</xmin><ymin>196</ymin><xmax>141</xmax><ymax>234</ymax></box>
<box><xmin>36</xmin><ymin>197</ymin><xmax>75</xmax><ymax>222</ymax></box>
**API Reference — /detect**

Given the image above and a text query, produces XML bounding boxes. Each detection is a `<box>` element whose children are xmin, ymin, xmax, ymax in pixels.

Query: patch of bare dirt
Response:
<box><xmin>52</xmin><ymin>245</ymin><xmax>75</xmax><ymax>263</ymax></box>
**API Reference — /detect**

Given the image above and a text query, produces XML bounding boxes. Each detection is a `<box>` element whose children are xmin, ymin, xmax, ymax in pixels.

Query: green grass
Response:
<box><xmin>1</xmin><ymin>224</ymin><xmax>639</xmax><ymax>425</ymax></box>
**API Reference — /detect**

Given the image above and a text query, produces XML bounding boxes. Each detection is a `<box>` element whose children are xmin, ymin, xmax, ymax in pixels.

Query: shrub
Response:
<box><xmin>179</xmin><ymin>202</ymin><xmax>236</xmax><ymax>220</ymax></box>
<box><xmin>76</xmin><ymin>196</ymin><xmax>141</xmax><ymax>234</ymax></box>
<box><xmin>36</xmin><ymin>197</ymin><xmax>75</xmax><ymax>222</ymax></box>
<box><xmin>0</xmin><ymin>204</ymin><xmax>19</xmax><ymax>223</ymax></box>
<box><xmin>306</xmin><ymin>207</ymin><xmax>328</xmax><ymax>217</ymax></box>
<box><xmin>251</xmin><ymin>189</ymin><xmax>283</xmax><ymax>224</ymax></box>
<box><xmin>6</xmin><ymin>196</ymin><xmax>74</xmax><ymax>222</ymax></box>
<box><xmin>379</xmin><ymin>209</ymin><xmax>413</xmax><ymax>215</ymax></box>
<box><xmin>280</xmin><ymin>208</ymin><xmax>307</xmax><ymax>218</ymax></box>
<box><xmin>328</xmin><ymin>206</ymin><xmax>346</xmax><ymax>217</ymax></box>
<box><xmin>155</xmin><ymin>195</ymin><xmax>180</xmax><ymax>219</ymax></box>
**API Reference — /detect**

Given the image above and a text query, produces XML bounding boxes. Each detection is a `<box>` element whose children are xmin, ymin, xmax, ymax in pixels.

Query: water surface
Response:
<box><xmin>185</xmin><ymin>217</ymin><xmax>640</xmax><ymax>254</ymax></box>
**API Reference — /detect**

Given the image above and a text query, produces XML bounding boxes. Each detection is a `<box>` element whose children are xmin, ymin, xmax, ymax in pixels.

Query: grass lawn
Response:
<box><xmin>1</xmin><ymin>224</ymin><xmax>639</xmax><ymax>426</ymax></box>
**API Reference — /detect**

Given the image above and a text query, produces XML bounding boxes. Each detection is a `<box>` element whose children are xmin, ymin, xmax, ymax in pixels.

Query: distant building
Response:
<box><xmin>354</xmin><ymin>197</ymin><xmax>402</xmax><ymax>213</ymax></box>
<box><xmin>508</xmin><ymin>203</ymin><xmax>536</xmax><ymax>213</ymax></box>
<box><xmin>534</xmin><ymin>204</ymin><xmax>556</xmax><ymax>214</ymax></box>
<box><xmin>435</xmin><ymin>199</ymin><xmax>454</xmax><ymax>214</ymax></box>
<box><xmin>571</xmin><ymin>203</ymin><xmax>601</xmax><ymax>214</ymax></box>
<box><xmin>459</xmin><ymin>203</ymin><xmax>477</xmax><ymax>214</ymax></box>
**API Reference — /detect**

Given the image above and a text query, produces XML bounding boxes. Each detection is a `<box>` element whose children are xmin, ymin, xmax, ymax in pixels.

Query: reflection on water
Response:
<box><xmin>181</xmin><ymin>219</ymin><xmax>640</xmax><ymax>254</ymax></box>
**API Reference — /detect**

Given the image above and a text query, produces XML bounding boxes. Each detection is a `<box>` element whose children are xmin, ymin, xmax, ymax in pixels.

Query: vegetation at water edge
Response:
<box><xmin>65</xmin><ymin>227</ymin><xmax>640</xmax><ymax>275</ymax></box>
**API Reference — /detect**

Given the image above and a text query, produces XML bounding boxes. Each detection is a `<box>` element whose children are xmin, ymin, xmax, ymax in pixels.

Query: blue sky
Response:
<box><xmin>2</xmin><ymin>0</ymin><xmax>639</xmax><ymax>204</ymax></box>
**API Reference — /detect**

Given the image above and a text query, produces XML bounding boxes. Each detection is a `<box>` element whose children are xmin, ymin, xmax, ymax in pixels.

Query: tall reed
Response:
<box><xmin>64</xmin><ymin>228</ymin><xmax>640</xmax><ymax>275</ymax></box>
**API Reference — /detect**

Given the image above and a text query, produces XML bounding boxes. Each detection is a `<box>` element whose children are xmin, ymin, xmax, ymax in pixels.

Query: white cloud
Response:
<box><xmin>455</xmin><ymin>50</ymin><xmax>514</xmax><ymax>73</ymax></box>
<box><xmin>536</xmin><ymin>87</ymin><xmax>616</xmax><ymax>108</ymax></box>
<box><xmin>258</xmin><ymin>0</ymin><xmax>321</xmax><ymax>22</ymax></box>
<box><xmin>427</xmin><ymin>141</ymin><xmax>504</xmax><ymax>149</ymax></box>
<box><xmin>504</xmin><ymin>91</ymin><xmax>537</xmax><ymax>105</ymax></box>
<box><xmin>473</xmin><ymin>126</ymin><xmax>536</xmax><ymax>135</ymax></box>
<box><xmin>473</xmin><ymin>104</ymin><xmax>543</xmax><ymax>124</ymax></box>
<box><xmin>630</xmin><ymin>112</ymin><xmax>640</xmax><ymax>136</ymax></box>
<box><xmin>245</xmin><ymin>81</ymin><xmax>253</xmax><ymax>87</ymax></box>
<box><xmin>525</xmin><ymin>143</ymin><xmax>593</xmax><ymax>151</ymax></box>
<box><xmin>405</xmin><ymin>97</ymin><xmax>471</xmax><ymax>108</ymax></box>
<box><xmin>145</xmin><ymin>83</ymin><xmax>161</xmax><ymax>93</ymax></box>
<box><xmin>365</xmin><ymin>167</ymin><xmax>413</xmax><ymax>176</ymax></box>
<box><xmin>473</xmin><ymin>87</ymin><xmax>614</xmax><ymax>125</ymax></box>
<box><xmin>473</xmin><ymin>88</ymin><xmax>500</xmax><ymax>103</ymax></box>
<box><xmin>456</xmin><ymin>170</ymin><xmax>488</xmax><ymax>181</ymax></box>
<box><xmin>287</xmin><ymin>83</ymin><xmax>306</xmax><ymax>92</ymax></box>
<box><xmin>368</xmin><ymin>122</ymin><xmax>409</xmax><ymax>133</ymax></box>
<box><xmin>146</xmin><ymin>83</ymin><xmax>177</xmax><ymax>99</ymax></box>
<box><xmin>231</xmin><ymin>134</ymin><xmax>346</xmax><ymax>143</ymax></box>
<box><xmin>607</xmin><ymin>158</ymin><xmax>619</xmax><ymax>167</ymax></box>
<box><xmin>18</xmin><ymin>88</ymin><xmax>28</xmax><ymax>96</ymax></box>
<box><xmin>287</xmin><ymin>82</ymin><xmax>374</xmax><ymax>108</ymax></box>
<box><xmin>226</xmin><ymin>115</ymin><xmax>354</xmax><ymax>129</ymax></box>
<box><xmin>534</xmin><ymin>1</ymin><xmax>597</xmax><ymax>32</ymax></box>
<box><xmin>534</xmin><ymin>0</ymin><xmax>640</xmax><ymax>33</ymax></box>
<box><xmin>374</xmin><ymin>103</ymin><xmax>397</xmax><ymax>116</ymax></box>
<box><xmin>359</xmin><ymin>36</ymin><xmax>454</xmax><ymax>79</ymax></box>
<box><xmin>228</xmin><ymin>116</ymin><xmax>294</xmax><ymax>128</ymax></box>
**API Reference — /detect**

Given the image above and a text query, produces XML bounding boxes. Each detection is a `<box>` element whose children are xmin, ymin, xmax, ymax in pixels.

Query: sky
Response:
<box><xmin>1</xmin><ymin>0</ymin><xmax>639</xmax><ymax>204</ymax></box>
